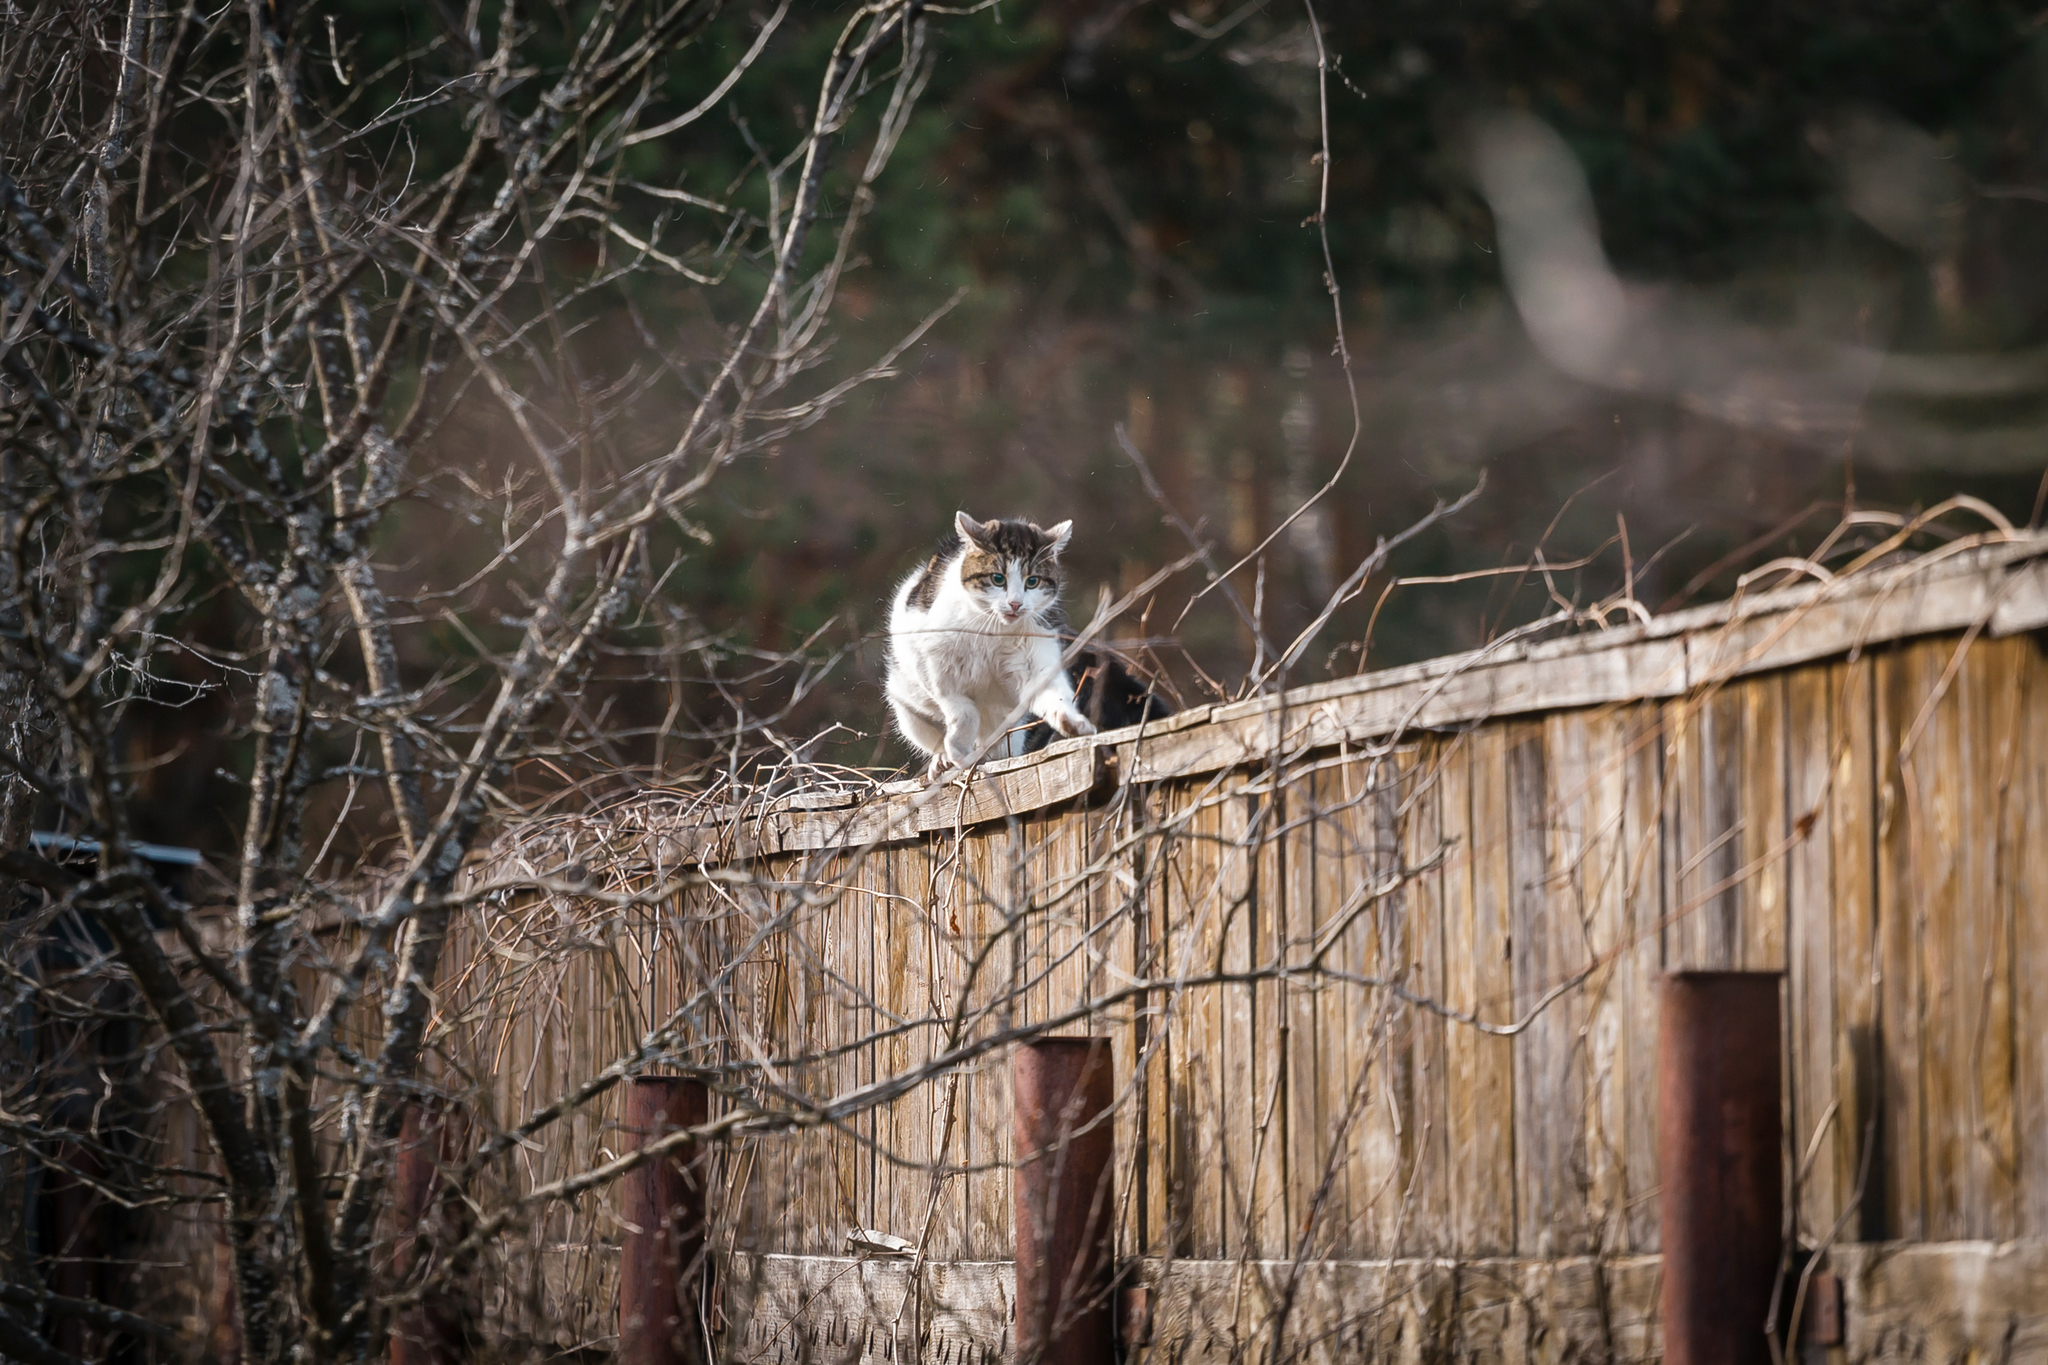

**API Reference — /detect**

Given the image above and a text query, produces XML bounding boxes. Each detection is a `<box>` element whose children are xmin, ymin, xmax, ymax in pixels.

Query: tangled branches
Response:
<box><xmin>0</xmin><ymin>0</ymin><xmax>966</xmax><ymax>1359</ymax></box>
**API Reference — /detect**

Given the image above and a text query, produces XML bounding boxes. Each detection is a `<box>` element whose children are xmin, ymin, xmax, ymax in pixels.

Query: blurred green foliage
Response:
<box><xmin>315</xmin><ymin>0</ymin><xmax>2036</xmax><ymax>327</ymax></box>
<box><xmin>130</xmin><ymin>0</ymin><xmax>2048</xmax><ymax>820</ymax></box>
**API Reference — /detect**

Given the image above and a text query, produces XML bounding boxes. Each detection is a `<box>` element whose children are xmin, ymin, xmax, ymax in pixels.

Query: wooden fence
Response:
<box><xmin>442</xmin><ymin>536</ymin><xmax>2048</xmax><ymax>1364</ymax></box>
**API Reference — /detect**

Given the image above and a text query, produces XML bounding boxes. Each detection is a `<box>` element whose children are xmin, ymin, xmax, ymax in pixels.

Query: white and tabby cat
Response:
<box><xmin>886</xmin><ymin>512</ymin><xmax>1096</xmax><ymax>775</ymax></box>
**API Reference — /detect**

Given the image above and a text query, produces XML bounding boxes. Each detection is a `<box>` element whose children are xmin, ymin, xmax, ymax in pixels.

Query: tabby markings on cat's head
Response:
<box><xmin>948</xmin><ymin>511</ymin><xmax>1071</xmax><ymax>624</ymax></box>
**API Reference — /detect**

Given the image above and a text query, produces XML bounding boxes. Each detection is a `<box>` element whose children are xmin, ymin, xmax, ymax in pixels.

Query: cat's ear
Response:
<box><xmin>1042</xmin><ymin>520</ymin><xmax>1073</xmax><ymax>556</ymax></box>
<box><xmin>954</xmin><ymin>510</ymin><xmax>989</xmax><ymax>546</ymax></box>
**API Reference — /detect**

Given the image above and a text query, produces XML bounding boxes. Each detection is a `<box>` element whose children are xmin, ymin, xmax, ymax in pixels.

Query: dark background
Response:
<box><xmin>124</xmin><ymin>0</ymin><xmax>2048</xmax><ymax>847</ymax></box>
<box><xmin>609</xmin><ymin>0</ymin><xmax>2048</xmax><ymax>687</ymax></box>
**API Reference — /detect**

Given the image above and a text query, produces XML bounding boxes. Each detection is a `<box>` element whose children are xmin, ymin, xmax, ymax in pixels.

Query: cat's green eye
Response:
<box><xmin>1025</xmin><ymin>576</ymin><xmax>1041</xmax><ymax>589</ymax></box>
<box><xmin>990</xmin><ymin>573</ymin><xmax>1006</xmax><ymax>587</ymax></box>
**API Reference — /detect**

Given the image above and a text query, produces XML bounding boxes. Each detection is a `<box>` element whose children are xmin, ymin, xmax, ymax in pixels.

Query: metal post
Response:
<box><xmin>391</xmin><ymin>1101</ymin><xmax>467</xmax><ymax>1365</ymax></box>
<box><xmin>1659</xmin><ymin>971</ymin><xmax>1784</xmax><ymax>1365</ymax></box>
<box><xmin>1014</xmin><ymin>1037</ymin><xmax>1115</xmax><ymax>1365</ymax></box>
<box><xmin>619</xmin><ymin>1076</ymin><xmax>709</xmax><ymax>1365</ymax></box>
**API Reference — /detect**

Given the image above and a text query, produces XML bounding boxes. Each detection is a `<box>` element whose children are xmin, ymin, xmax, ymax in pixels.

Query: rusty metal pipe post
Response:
<box><xmin>1014</xmin><ymin>1038</ymin><xmax>1116</xmax><ymax>1365</ymax></box>
<box><xmin>1659</xmin><ymin>971</ymin><xmax>1784</xmax><ymax>1365</ymax></box>
<box><xmin>619</xmin><ymin>1076</ymin><xmax>710</xmax><ymax>1365</ymax></box>
<box><xmin>390</xmin><ymin>1101</ymin><xmax>468</xmax><ymax>1365</ymax></box>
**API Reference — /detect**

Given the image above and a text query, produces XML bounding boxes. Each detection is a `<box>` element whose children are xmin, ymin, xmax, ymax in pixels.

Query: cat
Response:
<box><xmin>886</xmin><ymin>512</ymin><xmax>1097</xmax><ymax>775</ymax></box>
<box><xmin>1019</xmin><ymin>643</ymin><xmax>1174</xmax><ymax>753</ymax></box>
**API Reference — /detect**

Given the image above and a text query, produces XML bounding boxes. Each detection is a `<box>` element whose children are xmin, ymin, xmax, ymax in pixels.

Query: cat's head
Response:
<box><xmin>952</xmin><ymin>511</ymin><xmax>1072</xmax><ymax>624</ymax></box>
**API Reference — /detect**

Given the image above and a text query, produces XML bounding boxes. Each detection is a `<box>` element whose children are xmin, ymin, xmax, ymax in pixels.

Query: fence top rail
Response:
<box><xmin>488</xmin><ymin>534</ymin><xmax>2048</xmax><ymax>869</ymax></box>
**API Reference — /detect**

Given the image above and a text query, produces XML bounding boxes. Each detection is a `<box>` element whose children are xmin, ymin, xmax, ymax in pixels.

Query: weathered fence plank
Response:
<box><xmin>1877</xmin><ymin>640</ymin><xmax>1931</xmax><ymax>1242</ymax></box>
<box><xmin>2017</xmin><ymin>639</ymin><xmax>2048</xmax><ymax>1239</ymax></box>
<box><xmin>1831</xmin><ymin>654</ymin><xmax>1881</xmax><ymax>1243</ymax></box>
<box><xmin>1786</xmin><ymin>662</ymin><xmax>1837</xmax><ymax>1242</ymax></box>
<box><xmin>1451</xmin><ymin>725</ymin><xmax>1518</xmax><ymax>1257</ymax></box>
<box><xmin>1618</xmin><ymin>703</ymin><xmax>1665</xmax><ymax>1254</ymax></box>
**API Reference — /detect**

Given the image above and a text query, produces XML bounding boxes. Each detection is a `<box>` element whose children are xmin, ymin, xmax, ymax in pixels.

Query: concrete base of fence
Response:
<box><xmin>720</xmin><ymin>1240</ymin><xmax>2048</xmax><ymax>1365</ymax></box>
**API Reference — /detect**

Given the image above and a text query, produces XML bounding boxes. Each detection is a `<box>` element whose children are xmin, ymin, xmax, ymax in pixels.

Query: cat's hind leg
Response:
<box><xmin>888</xmin><ymin>690</ymin><xmax>948</xmax><ymax>768</ymax></box>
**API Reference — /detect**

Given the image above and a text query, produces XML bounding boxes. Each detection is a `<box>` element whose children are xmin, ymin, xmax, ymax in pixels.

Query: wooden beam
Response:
<box><xmin>720</xmin><ymin>1239</ymin><xmax>2048</xmax><ymax>1365</ymax></box>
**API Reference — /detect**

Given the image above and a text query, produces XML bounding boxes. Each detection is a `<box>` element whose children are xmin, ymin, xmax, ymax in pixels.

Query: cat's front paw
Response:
<box><xmin>1048</xmin><ymin>710</ymin><xmax>1097</xmax><ymax>739</ymax></box>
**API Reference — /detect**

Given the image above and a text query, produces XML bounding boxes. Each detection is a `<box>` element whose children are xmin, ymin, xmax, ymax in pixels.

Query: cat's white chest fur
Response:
<box><xmin>892</xmin><ymin>587</ymin><xmax>1052</xmax><ymax>739</ymax></box>
<box><xmin>885</xmin><ymin>513</ymin><xmax>1097</xmax><ymax>774</ymax></box>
